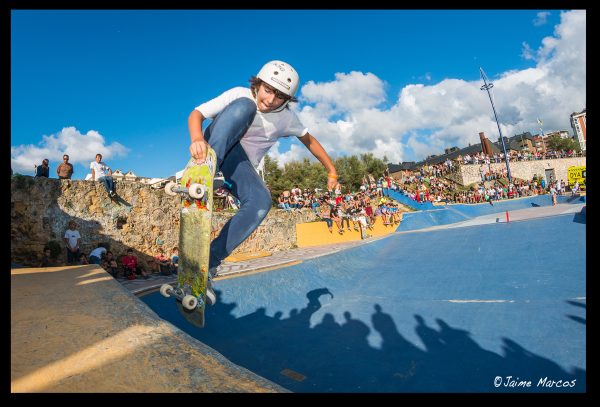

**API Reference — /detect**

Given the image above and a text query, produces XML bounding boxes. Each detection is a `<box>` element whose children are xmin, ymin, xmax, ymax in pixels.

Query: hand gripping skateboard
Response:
<box><xmin>160</xmin><ymin>148</ymin><xmax>217</xmax><ymax>328</ymax></box>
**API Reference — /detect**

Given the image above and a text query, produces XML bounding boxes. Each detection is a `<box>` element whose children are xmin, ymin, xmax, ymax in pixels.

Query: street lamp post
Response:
<box><xmin>480</xmin><ymin>67</ymin><xmax>512</xmax><ymax>184</ymax></box>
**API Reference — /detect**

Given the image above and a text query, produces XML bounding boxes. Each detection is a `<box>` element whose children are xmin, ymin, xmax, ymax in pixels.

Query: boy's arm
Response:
<box><xmin>188</xmin><ymin>110</ymin><xmax>210</xmax><ymax>162</ymax></box>
<box><xmin>299</xmin><ymin>132</ymin><xmax>338</xmax><ymax>191</ymax></box>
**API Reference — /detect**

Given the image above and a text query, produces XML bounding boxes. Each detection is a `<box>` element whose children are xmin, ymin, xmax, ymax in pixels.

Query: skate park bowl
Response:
<box><xmin>140</xmin><ymin>200</ymin><xmax>586</xmax><ymax>392</ymax></box>
<box><xmin>12</xmin><ymin>196</ymin><xmax>585</xmax><ymax>392</ymax></box>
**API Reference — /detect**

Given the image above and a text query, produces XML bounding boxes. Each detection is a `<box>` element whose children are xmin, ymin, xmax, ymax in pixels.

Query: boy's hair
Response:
<box><xmin>248</xmin><ymin>76</ymin><xmax>298</xmax><ymax>104</ymax></box>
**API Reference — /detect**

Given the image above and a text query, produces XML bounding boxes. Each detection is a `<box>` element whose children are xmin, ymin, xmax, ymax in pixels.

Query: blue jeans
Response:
<box><xmin>98</xmin><ymin>176</ymin><xmax>115</xmax><ymax>194</ymax></box>
<box><xmin>203</xmin><ymin>98</ymin><xmax>272</xmax><ymax>273</ymax></box>
<box><xmin>66</xmin><ymin>248</ymin><xmax>80</xmax><ymax>264</ymax></box>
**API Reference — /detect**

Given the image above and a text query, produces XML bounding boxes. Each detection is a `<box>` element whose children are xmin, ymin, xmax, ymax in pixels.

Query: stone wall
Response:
<box><xmin>11</xmin><ymin>176</ymin><xmax>318</xmax><ymax>268</ymax></box>
<box><xmin>455</xmin><ymin>157</ymin><xmax>586</xmax><ymax>186</ymax></box>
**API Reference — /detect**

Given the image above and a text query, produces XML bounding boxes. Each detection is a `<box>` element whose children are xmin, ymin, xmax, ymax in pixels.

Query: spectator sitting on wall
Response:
<box><xmin>35</xmin><ymin>159</ymin><xmax>50</xmax><ymax>178</ymax></box>
<box><xmin>90</xmin><ymin>153</ymin><xmax>117</xmax><ymax>198</ymax></box>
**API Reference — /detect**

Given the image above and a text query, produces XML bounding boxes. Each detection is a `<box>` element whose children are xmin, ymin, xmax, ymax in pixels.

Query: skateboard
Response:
<box><xmin>160</xmin><ymin>148</ymin><xmax>217</xmax><ymax>328</ymax></box>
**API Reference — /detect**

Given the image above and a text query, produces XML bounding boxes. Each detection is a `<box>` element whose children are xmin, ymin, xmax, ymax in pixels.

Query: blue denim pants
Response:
<box><xmin>98</xmin><ymin>176</ymin><xmax>115</xmax><ymax>194</ymax></box>
<box><xmin>203</xmin><ymin>97</ymin><xmax>272</xmax><ymax>273</ymax></box>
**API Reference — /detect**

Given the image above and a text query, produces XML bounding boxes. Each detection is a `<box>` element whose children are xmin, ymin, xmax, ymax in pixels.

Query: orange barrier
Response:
<box><xmin>296</xmin><ymin>214</ymin><xmax>401</xmax><ymax>247</ymax></box>
<box><xmin>225</xmin><ymin>251</ymin><xmax>272</xmax><ymax>262</ymax></box>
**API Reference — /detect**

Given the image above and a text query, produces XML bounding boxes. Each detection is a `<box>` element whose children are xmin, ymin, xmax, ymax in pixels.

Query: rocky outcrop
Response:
<box><xmin>11</xmin><ymin>175</ymin><xmax>318</xmax><ymax>268</ymax></box>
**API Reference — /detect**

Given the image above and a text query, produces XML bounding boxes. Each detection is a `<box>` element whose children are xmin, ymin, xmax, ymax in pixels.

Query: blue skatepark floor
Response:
<box><xmin>141</xmin><ymin>210</ymin><xmax>586</xmax><ymax>393</ymax></box>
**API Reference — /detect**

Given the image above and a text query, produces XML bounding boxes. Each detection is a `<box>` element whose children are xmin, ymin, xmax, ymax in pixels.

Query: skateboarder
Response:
<box><xmin>188</xmin><ymin>60</ymin><xmax>339</xmax><ymax>305</ymax></box>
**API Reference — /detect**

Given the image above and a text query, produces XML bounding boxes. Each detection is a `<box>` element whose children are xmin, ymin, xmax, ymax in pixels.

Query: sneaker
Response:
<box><xmin>109</xmin><ymin>191</ymin><xmax>116</xmax><ymax>197</ymax></box>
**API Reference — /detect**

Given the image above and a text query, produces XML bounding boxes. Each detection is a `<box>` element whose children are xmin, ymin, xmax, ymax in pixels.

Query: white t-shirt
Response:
<box><xmin>90</xmin><ymin>247</ymin><xmax>107</xmax><ymax>259</ymax></box>
<box><xmin>90</xmin><ymin>161</ymin><xmax>111</xmax><ymax>180</ymax></box>
<box><xmin>64</xmin><ymin>229</ymin><xmax>81</xmax><ymax>249</ymax></box>
<box><xmin>195</xmin><ymin>87</ymin><xmax>309</xmax><ymax>168</ymax></box>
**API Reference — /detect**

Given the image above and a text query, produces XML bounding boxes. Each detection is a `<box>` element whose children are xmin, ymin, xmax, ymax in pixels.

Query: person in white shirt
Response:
<box><xmin>90</xmin><ymin>153</ymin><xmax>116</xmax><ymax>197</ymax></box>
<box><xmin>89</xmin><ymin>244</ymin><xmax>107</xmax><ymax>265</ymax></box>
<box><xmin>63</xmin><ymin>220</ymin><xmax>81</xmax><ymax>265</ymax></box>
<box><xmin>188</xmin><ymin>60</ymin><xmax>339</xmax><ymax>305</ymax></box>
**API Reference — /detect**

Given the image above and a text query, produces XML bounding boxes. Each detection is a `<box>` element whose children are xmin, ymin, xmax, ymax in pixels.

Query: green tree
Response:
<box><xmin>264</xmin><ymin>155</ymin><xmax>285</xmax><ymax>202</ymax></box>
<box><xmin>546</xmin><ymin>134</ymin><xmax>581</xmax><ymax>152</ymax></box>
<box><xmin>263</xmin><ymin>153</ymin><xmax>389</xmax><ymax>205</ymax></box>
<box><xmin>360</xmin><ymin>153</ymin><xmax>388</xmax><ymax>179</ymax></box>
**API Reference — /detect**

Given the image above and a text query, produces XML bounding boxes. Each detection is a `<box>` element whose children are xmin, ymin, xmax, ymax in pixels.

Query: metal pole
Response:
<box><xmin>480</xmin><ymin>67</ymin><xmax>512</xmax><ymax>184</ymax></box>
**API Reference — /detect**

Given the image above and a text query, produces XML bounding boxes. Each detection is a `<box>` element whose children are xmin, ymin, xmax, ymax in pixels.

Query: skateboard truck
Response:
<box><xmin>160</xmin><ymin>283</ymin><xmax>204</xmax><ymax>310</ymax></box>
<box><xmin>165</xmin><ymin>177</ymin><xmax>230</xmax><ymax>199</ymax></box>
<box><xmin>165</xmin><ymin>182</ymin><xmax>206</xmax><ymax>199</ymax></box>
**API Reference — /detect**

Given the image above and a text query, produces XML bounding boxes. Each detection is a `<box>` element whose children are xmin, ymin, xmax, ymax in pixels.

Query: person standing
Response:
<box><xmin>90</xmin><ymin>153</ymin><xmax>116</xmax><ymax>197</ymax></box>
<box><xmin>63</xmin><ymin>220</ymin><xmax>81</xmax><ymax>265</ymax></box>
<box><xmin>57</xmin><ymin>154</ymin><xmax>74</xmax><ymax>179</ymax></box>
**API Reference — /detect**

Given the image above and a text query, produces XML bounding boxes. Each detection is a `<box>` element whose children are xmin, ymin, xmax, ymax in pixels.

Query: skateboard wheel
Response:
<box><xmin>182</xmin><ymin>295</ymin><xmax>198</xmax><ymax>310</ymax></box>
<box><xmin>160</xmin><ymin>284</ymin><xmax>174</xmax><ymax>297</ymax></box>
<box><xmin>165</xmin><ymin>182</ymin><xmax>178</xmax><ymax>196</ymax></box>
<box><xmin>188</xmin><ymin>183</ymin><xmax>205</xmax><ymax>199</ymax></box>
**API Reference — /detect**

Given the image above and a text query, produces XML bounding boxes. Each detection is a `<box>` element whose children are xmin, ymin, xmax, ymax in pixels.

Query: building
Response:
<box><xmin>510</xmin><ymin>132</ymin><xmax>535</xmax><ymax>153</ymax></box>
<box><xmin>124</xmin><ymin>170</ymin><xmax>139</xmax><ymax>182</ymax></box>
<box><xmin>570</xmin><ymin>109</ymin><xmax>586</xmax><ymax>151</ymax></box>
<box><xmin>111</xmin><ymin>169</ymin><xmax>140</xmax><ymax>182</ymax></box>
<box><xmin>532</xmin><ymin>135</ymin><xmax>547</xmax><ymax>154</ymax></box>
<box><xmin>111</xmin><ymin>169</ymin><xmax>125</xmax><ymax>180</ymax></box>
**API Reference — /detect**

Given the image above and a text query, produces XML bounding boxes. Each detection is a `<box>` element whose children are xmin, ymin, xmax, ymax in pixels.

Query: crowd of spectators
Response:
<box><xmin>395</xmin><ymin>149</ymin><xmax>581</xmax><ymax>205</ymax></box>
<box><xmin>458</xmin><ymin>149</ymin><xmax>583</xmax><ymax>166</ymax></box>
<box><xmin>275</xmin><ymin>176</ymin><xmax>402</xmax><ymax>238</ymax></box>
<box><xmin>39</xmin><ymin>219</ymin><xmax>181</xmax><ymax>281</ymax></box>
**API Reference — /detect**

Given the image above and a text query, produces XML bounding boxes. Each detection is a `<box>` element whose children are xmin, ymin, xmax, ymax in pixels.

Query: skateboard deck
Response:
<box><xmin>160</xmin><ymin>148</ymin><xmax>217</xmax><ymax>328</ymax></box>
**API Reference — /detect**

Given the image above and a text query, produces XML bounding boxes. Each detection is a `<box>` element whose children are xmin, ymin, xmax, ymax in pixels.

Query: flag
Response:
<box><xmin>537</xmin><ymin>118</ymin><xmax>543</xmax><ymax>126</ymax></box>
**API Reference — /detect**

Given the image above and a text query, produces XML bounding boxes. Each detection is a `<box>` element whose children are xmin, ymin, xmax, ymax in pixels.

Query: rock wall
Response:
<box><xmin>456</xmin><ymin>157</ymin><xmax>586</xmax><ymax>186</ymax></box>
<box><xmin>11</xmin><ymin>176</ymin><xmax>318</xmax><ymax>268</ymax></box>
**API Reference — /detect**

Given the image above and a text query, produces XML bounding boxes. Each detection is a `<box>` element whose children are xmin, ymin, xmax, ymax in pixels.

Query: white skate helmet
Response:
<box><xmin>257</xmin><ymin>60</ymin><xmax>299</xmax><ymax>98</ymax></box>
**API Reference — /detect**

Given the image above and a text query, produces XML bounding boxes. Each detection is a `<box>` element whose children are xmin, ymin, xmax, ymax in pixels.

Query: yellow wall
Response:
<box><xmin>296</xmin><ymin>214</ymin><xmax>401</xmax><ymax>247</ymax></box>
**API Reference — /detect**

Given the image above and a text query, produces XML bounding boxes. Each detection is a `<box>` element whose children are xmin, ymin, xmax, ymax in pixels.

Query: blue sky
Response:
<box><xmin>11</xmin><ymin>10</ymin><xmax>586</xmax><ymax>180</ymax></box>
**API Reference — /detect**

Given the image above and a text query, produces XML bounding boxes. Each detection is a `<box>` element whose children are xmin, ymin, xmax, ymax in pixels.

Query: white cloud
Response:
<box><xmin>266</xmin><ymin>141</ymin><xmax>310</xmax><ymax>167</ymax></box>
<box><xmin>533</xmin><ymin>11</ymin><xmax>551</xmax><ymax>26</ymax></box>
<box><xmin>282</xmin><ymin>9</ymin><xmax>585</xmax><ymax>166</ymax></box>
<box><xmin>11</xmin><ymin>127</ymin><xmax>129</xmax><ymax>175</ymax></box>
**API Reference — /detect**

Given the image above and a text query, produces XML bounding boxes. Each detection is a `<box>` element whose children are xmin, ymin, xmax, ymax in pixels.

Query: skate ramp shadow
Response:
<box><xmin>146</xmin><ymin>289</ymin><xmax>586</xmax><ymax>393</ymax></box>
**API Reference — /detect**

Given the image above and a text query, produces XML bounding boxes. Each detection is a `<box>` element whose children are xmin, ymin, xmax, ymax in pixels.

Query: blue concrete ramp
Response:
<box><xmin>142</xmin><ymin>212</ymin><xmax>586</xmax><ymax>392</ymax></box>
